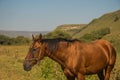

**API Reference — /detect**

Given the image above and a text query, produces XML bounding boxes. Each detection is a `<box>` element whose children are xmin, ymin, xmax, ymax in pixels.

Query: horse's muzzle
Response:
<box><xmin>23</xmin><ymin>62</ymin><xmax>32</xmax><ymax>71</ymax></box>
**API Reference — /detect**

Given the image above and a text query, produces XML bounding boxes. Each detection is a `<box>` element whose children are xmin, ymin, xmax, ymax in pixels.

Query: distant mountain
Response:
<box><xmin>0</xmin><ymin>30</ymin><xmax>49</xmax><ymax>38</ymax></box>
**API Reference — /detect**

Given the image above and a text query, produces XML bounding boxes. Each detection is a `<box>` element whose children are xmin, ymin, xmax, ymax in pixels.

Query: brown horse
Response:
<box><xmin>23</xmin><ymin>34</ymin><xmax>116</xmax><ymax>80</ymax></box>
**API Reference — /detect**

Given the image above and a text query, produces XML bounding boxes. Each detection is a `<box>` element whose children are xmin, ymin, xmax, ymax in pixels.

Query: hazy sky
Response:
<box><xmin>0</xmin><ymin>0</ymin><xmax>120</xmax><ymax>31</ymax></box>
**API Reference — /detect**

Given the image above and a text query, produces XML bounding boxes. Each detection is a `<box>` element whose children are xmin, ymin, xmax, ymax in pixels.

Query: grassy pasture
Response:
<box><xmin>0</xmin><ymin>45</ymin><xmax>120</xmax><ymax>80</ymax></box>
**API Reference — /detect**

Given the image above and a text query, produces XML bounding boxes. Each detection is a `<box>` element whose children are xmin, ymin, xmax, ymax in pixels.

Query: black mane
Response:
<box><xmin>41</xmin><ymin>38</ymin><xmax>79</xmax><ymax>53</ymax></box>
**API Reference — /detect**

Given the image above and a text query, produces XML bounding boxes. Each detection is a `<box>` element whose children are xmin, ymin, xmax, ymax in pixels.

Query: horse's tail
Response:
<box><xmin>109</xmin><ymin>44</ymin><xmax>116</xmax><ymax>67</ymax></box>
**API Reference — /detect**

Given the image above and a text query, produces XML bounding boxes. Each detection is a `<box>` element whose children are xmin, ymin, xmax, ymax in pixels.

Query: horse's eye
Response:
<box><xmin>31</xmin><ymin>48</ymin><xmax>36</xmax><ymax>52</ymax></box>
<box><xmin>33</xmin><ymin>48</ymin><xmax>36</xmax><ymax>51</ymax></box>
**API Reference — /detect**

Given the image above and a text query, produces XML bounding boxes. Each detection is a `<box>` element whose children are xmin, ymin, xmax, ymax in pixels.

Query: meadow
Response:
<box><xmin>0</xmin><ymin>45</ymin><xmax>120</xmax><ymax>80</ymax></box>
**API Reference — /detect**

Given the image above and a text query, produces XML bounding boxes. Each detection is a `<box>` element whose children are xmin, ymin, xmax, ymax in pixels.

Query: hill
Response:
<box><xmin>44</xmin><ymin>24</ymin><xmax>86</xmax><ymax>39</ymax></box>
<box><xmin>73</xmin><ymin>10</ymin><xmax>120</xmax><ymax>38</ymax></box>
<box><xmin>73</xmin><ymin>10</ymin><xmax>120</xmax><ymax>50</ymax></box>
<box><xmin>56</xmin><ymin>24</ymin><xmax>86</xmax><ymax>35</ymax></box>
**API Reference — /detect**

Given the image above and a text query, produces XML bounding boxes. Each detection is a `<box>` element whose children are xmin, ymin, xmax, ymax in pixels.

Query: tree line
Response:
<box><xmin>0</xmin><ymin>35</ymin><xmax>31</xmax><ymax>45</ymax></box>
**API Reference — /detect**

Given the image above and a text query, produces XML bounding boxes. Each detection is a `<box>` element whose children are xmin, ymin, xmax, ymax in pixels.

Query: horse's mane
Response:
<box><xmin>41</xmin><ymin>38</ymin><xmax>79</xmax><ymax>53</ymax></box>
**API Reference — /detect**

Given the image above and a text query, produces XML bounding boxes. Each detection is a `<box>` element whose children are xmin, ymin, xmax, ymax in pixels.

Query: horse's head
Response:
<box><xmin>23</xmin><ymin>34</ymin><xmax>46</xmax><ymax>71</ymax></box>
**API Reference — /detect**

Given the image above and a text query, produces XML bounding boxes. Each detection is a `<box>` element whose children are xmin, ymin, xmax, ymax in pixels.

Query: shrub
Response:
<box><xmin>0</xmin><ymin>35</ymin><xmax>12</xmax><ymax>45</ymax></box>
<box><xmin>80</xmin><ymin>28</ymin><xmax>110</xmax><ymax>42</ymax></box>
<box><xmin>14</xmin><ymin>36</ymin><xmax>30</xmax><ymax>45</ymax></box>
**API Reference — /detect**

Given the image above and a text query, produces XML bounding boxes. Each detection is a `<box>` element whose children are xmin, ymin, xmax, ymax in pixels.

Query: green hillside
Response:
<box><xmin>73</xmin><ymin>10</ymin><xmax>120</xmax><ymax>38</ymax></box>
<box><xmin>73</xmin><ymin>10</ymin><xmax>120</xmax><ymax>50</ymax></box>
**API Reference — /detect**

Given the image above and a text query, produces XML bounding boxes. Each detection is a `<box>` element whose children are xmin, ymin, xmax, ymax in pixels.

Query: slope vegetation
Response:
<box><xmin>74</xmin><ymin>10</ymin><xmax>120</xmax><ymax>38</ymax></box>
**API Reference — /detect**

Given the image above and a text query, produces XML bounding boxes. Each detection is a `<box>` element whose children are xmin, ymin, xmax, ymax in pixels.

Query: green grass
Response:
<box><xmin>0</xmin><ymin>45</ymin><xmax>66</xmax><ymax>80</ymax></box>
<box><xmin>0</xmin><ymin>45</ymin><xmax>120</xmax><ymax>80</ymax></box>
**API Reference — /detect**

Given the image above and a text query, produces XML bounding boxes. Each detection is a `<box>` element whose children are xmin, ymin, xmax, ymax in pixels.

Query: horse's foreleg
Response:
<box><xmin>65</xmin><ymin>76</ymin><xmax>75</xmax><ymax>80</ymax></box>
<box><xmin>105</xmin><ymin>65</ymin><xmax>114</xmax><ymax>80</ymax></box>
<box><xmin>77</xmin><ymin>73</ymin><xmax>85</xmax><ymax>80</ymax></box>
<box><xmin>63</xmin><ymin>68</ymin><xmax>75</xmax><ymax>80</ymax></box>
<box><xmin>97</xmin><ymin>70</ymin><xmax>105</xmax><ymax>80</ymax></box>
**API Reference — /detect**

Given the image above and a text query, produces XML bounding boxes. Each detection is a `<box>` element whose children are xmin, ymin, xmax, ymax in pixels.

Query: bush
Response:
<box><xmin>14</xmin><ymin>36</ymin><xmax>30</xmax><ymax>45</ymax></box>
<box><xmin>0</xmin><ymin>35</ymin><xmax>13</xmax><ymax>45</ymax></box>
<box><xmin>44</xmin><ymin>30</ymin><xmax>72</xmax><ymax>39</ymax></box>
<box><xmin>80</xmin><ymin>28</ymin><xmax>110</xmax><ymax>42</ymax></box>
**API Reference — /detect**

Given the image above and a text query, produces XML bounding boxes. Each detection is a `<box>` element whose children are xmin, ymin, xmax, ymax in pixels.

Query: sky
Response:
<box><xmin>0</xmin><ymin>0</ymin><xmax>120</xmax><ymax>31</ymax></box>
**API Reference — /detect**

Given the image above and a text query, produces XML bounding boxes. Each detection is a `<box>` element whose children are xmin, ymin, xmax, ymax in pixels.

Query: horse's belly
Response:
<box><xmin>85</xmin><ymin>67</ymin><xmax>103</xmax><ymax>75</ymax></box>
<box><xmin>85</xmin><ymin>61</ymin><xmax>108</xmax><ymax>75</ymax></box>
<box><xmin>84</xmin><ymin>51</ymin><xmax>108</xmax><ymax>74</ymax></box>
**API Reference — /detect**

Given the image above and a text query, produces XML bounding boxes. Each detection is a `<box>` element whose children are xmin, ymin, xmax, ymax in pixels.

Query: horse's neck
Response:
<box><xmin>47</xmin><ymin>53</ymin><xmax>66</xmax><ymax>67</ymax></box>
<box><xmin>46</xmin><ymin>41</ymin><xmax>69</xmax><ymax>67</ymax></box>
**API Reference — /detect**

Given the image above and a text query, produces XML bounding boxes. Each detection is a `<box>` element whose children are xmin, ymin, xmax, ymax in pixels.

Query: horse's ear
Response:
<box><xmin>39</xmin><ymin>34</ymin><xmax>42</xmax><ymax>41</ymax></box>
<box><xmin>32</xmin><ymin>34</ymin><xmax>35</xmax><ymax>41</ymax></box>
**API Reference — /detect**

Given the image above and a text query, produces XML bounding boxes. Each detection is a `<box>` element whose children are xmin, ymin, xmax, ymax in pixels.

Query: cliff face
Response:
<box><xmin>56</xmin><ymin>24</ymin><xmax>86</xmax><ymax>31</ymax></box>
<box><xmin>55</xmin><ymin>24</ymin><xmax>87</xmax><ymax>36</ymax></box>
